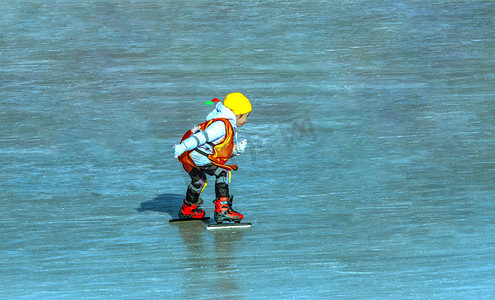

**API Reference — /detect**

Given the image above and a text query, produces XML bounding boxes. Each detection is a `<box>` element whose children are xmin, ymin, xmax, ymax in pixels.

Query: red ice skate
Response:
<box><xmin>178</xmin><ymin>199</ymin><xmax>206</xmax><ymax>220</ymax></box>
<box><xmin>213</xmin><ymin>196</ymin><xmax>243</xmax><ymax>224</ymax></box>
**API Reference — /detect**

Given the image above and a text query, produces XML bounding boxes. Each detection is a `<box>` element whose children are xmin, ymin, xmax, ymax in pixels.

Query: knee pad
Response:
<box><xmin>216</xmin><ymin>170</ymin><xmax>231</xmax><ymax>185</ymax></box>
<box><xmin>190</xmin><ymin>178</ymin><xmax>207</xmax><ymax>194</ymax></box>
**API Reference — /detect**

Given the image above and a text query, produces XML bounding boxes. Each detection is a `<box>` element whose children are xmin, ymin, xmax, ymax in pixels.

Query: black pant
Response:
<box><xmin>185</xmin><ymin>164</ymin><xmax>229</xmax><ymax>205</ymax></box>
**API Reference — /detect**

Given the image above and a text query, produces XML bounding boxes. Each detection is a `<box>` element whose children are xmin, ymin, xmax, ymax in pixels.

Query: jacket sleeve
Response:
<box><xmin>181</xmin><ymin>121</ymin><xmax>226</xmax><ymax>150</ymax></box>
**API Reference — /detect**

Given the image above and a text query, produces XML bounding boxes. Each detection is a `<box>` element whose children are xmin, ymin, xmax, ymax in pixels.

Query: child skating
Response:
<box><xmin>173</xmin><ymin>92</ymin><xmax>252</xmax><ymax>226</ymax></box>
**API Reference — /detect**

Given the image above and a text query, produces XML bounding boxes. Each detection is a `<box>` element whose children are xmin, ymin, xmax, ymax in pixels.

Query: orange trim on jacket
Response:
<box><xmin>178</xmin><ymin>118</ymin><xmax>238</xmax><ymax>172</ymax></box>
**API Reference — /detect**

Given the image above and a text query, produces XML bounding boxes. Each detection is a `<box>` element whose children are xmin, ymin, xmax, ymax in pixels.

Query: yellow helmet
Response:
<box><xmin>223</xmin><ymin>92</ymin><xmax>252</xmax><ymax>115</ymax></box>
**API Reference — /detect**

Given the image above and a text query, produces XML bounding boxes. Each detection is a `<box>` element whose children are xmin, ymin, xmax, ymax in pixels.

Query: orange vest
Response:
<box><xmin>178</xmin><ymin>118</ymin><xmax>238</xmax><ymax>172</ymax></box>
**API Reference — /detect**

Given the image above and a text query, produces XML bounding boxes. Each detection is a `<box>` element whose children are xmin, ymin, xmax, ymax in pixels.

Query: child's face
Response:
<box><xmin>236</xmin><ymin>113</ymin><xmax>250</xmax><ymax>127</ymax></box>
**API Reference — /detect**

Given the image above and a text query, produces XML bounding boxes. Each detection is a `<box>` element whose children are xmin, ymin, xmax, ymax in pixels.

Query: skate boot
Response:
<box><xmin>178</xmin><ymin>198</ymin><xmax>206</xmax><ymax>220</ymax></box>
<box><xmin>213</xmin><ymin>195</ymin><xmax>243</xmax><ymax>224</ymax></box>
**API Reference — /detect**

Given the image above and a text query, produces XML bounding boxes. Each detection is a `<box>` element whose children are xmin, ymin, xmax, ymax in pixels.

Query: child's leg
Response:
<box><xmin>179</xmin><ymin>168</ymin><xmax>208</xmax><ymax>219</ymax></box>
<box><xmin>213</xmin><ymin>169</ymin><xmax>230</xmax><ymax>199</ymax></box>
<box><xmin>185</xmin><ymin>168</ymin><xmax>207</xmax><ymax>205</ymax></box>
<box><xmin>195</xmin><ymin>164</ymin><xmax>230</xmax><ymax>199</ymax></box>
<box><xmin>206</xmin><ymin>166</ymin><xmax>243</xmax><ymax>223</ymax></box>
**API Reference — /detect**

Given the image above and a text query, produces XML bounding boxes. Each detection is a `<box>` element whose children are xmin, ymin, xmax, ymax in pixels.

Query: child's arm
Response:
<box><xmin>174</xmin><ymin>121</ymin><xmax>226</xmax><ymax>158</ymax></box>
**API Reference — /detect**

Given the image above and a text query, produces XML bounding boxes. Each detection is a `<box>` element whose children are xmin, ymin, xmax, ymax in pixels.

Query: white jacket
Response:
<box><xmin>181</xmin><ymin>103</ymin><xmax>243</xmax><ymax>167</ymax></box>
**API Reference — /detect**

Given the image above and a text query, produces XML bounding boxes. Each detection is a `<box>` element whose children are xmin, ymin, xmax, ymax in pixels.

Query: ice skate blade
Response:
<box><xmin>207</xmin><ymin>222</ymin><xmax>252</xmax><ymax>230</ymax></box>
<box><xmin>169</xmin><ymin>217</ymin><xmax>210</xmax><ymax>223</ymax></box>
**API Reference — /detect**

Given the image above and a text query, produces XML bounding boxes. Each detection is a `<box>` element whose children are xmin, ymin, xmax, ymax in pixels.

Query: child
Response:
<box><xmin>174</xmin><ymin>92</ymin><xmax>252</xmax><ymax>223</ymax></box>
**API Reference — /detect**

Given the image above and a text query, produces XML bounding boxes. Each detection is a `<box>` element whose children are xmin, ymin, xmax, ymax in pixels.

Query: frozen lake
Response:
<box><xmin>1</xmin><ymin>0</ymin><xmax>494</xmax><ymax>298</ymax></box>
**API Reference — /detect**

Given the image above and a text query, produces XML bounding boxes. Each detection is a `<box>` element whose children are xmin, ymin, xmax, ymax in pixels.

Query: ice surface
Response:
<box><xmin>1</xmin><ymin>1</ymin><xmax>494</xmax><ymax>298</ymax></box>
